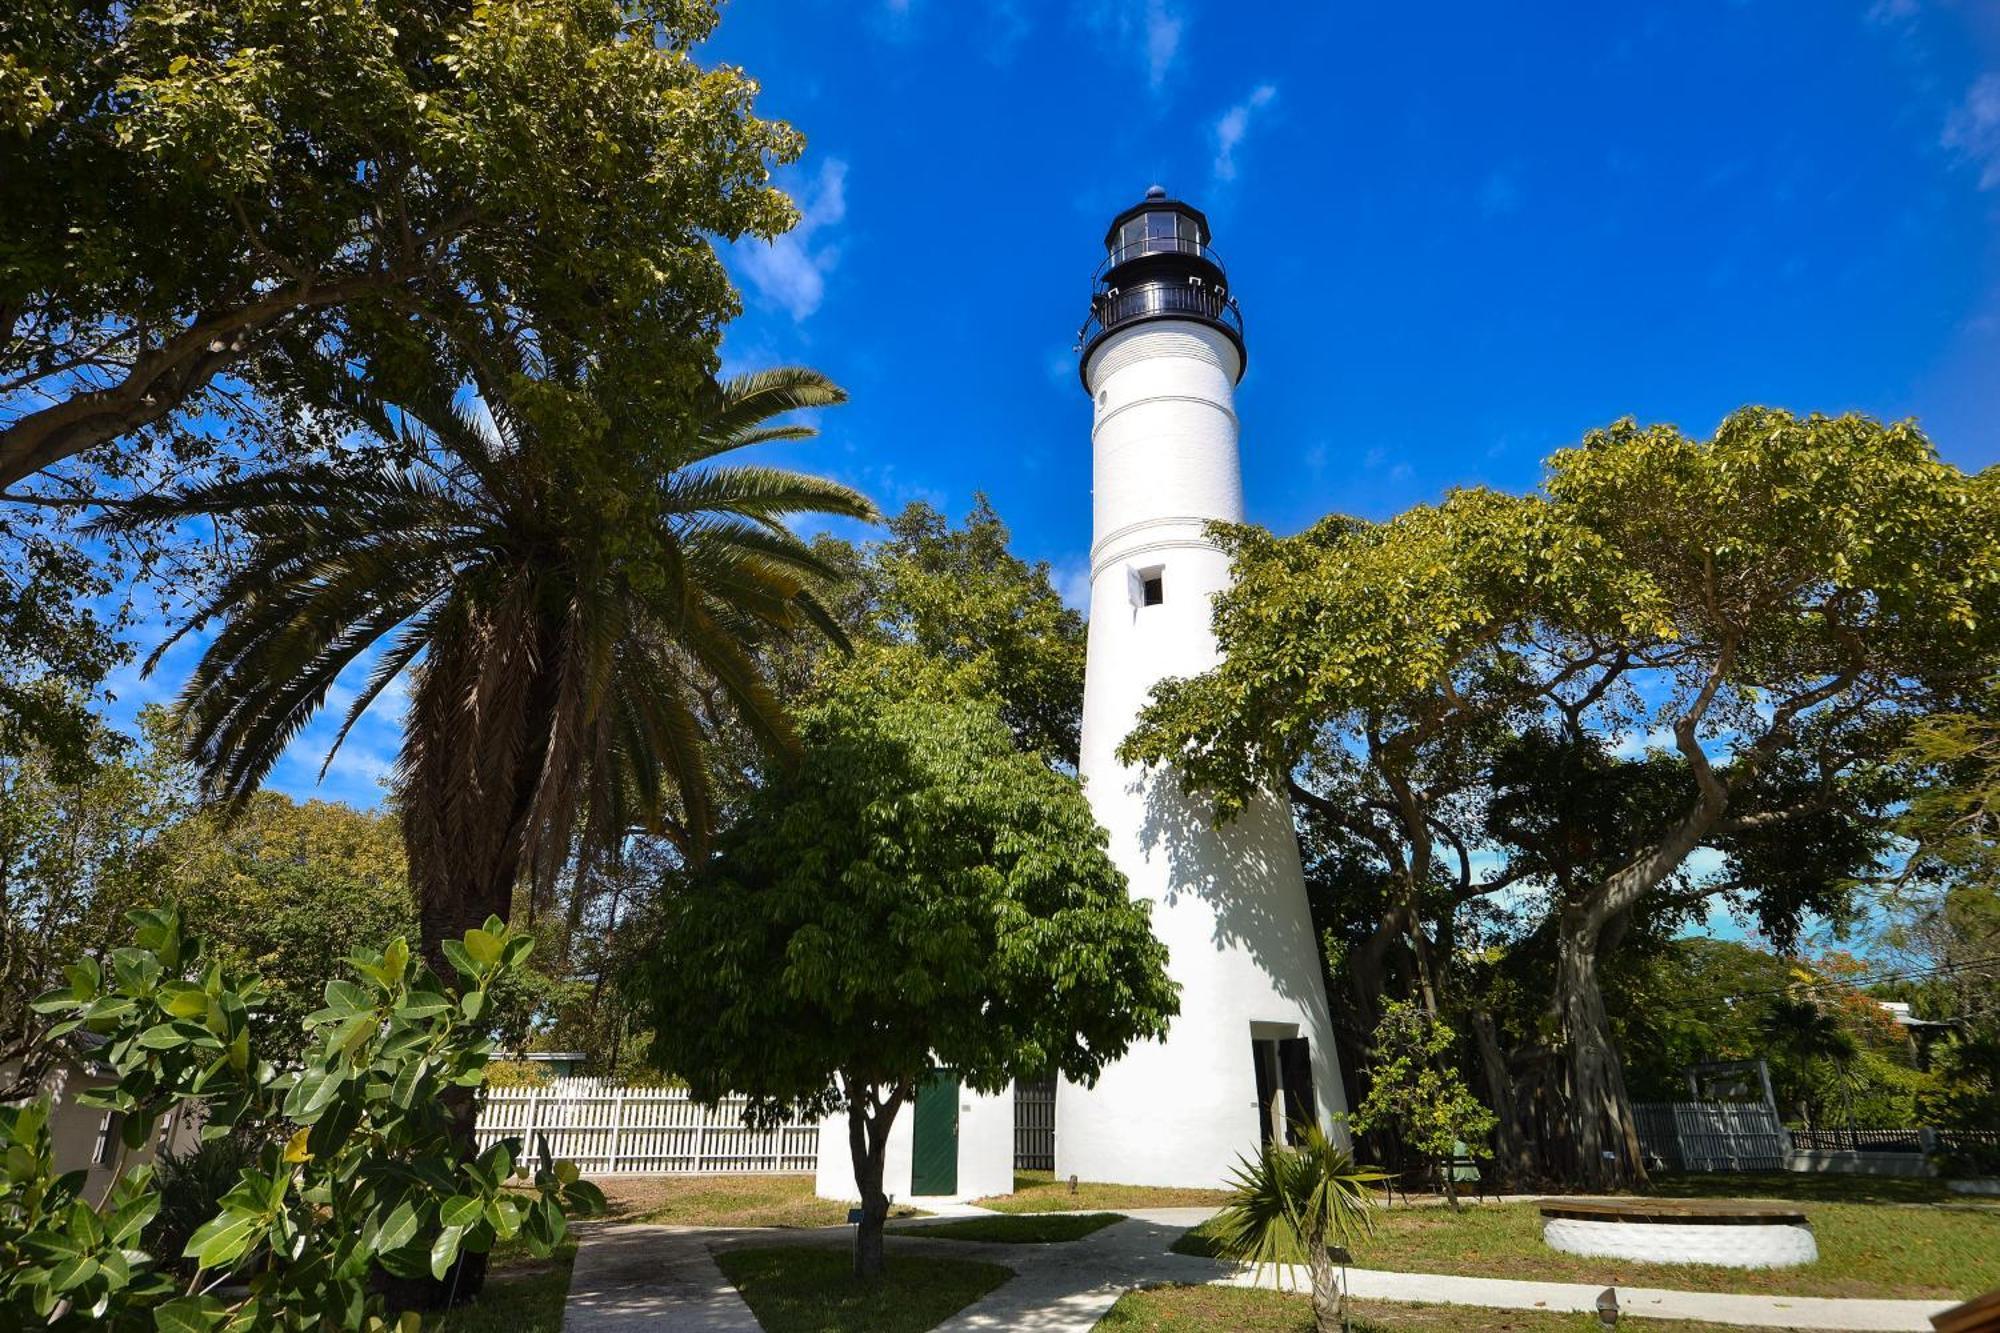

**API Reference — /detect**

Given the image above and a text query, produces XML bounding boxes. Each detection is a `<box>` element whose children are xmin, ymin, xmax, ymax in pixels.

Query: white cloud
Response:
<box><xmin>1084</xmin><ymin>0</ymin><xmax>1186</xmax><ymax>92</ymax></box>
<box><xmin>733</xmin><ymin>158</ymin><xmax>849</xmax><ymax>321</ymax></box>
<box><xmin>1212</xmin><ymin>83</ymin><xmax>1277</xmax><ymax>182</ymax></box>
<box><xmin>1942</xmin><ymin>73</ymin><xmax>2000</xmax><ymax>189</ymax></box>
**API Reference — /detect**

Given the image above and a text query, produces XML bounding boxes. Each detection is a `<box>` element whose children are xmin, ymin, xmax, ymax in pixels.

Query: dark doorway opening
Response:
<box><xmin>1251</xmin><ymin>1034</ymin><xmax>1315</xmax><ymax>1147</ymax></box>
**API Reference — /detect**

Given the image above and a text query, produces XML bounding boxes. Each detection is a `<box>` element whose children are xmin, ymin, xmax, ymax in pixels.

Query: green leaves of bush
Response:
<box><xmin>2</xmin><ymin>909</ymin><xmax>601</xmax><ymax>1329</ymax></box>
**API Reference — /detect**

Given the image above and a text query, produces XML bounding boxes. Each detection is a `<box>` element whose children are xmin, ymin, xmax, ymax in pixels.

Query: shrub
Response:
<box><xmin>2</xmin><ymin>907</ymin><xmax>601</xmax><ymax>1330</ymax></box>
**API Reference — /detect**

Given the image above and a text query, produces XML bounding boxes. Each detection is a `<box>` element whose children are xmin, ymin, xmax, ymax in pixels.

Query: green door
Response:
<box><xmin>910</xmin><ymin>1074</ymin><xmax>959</xmax><ymax>1196</ymax></box>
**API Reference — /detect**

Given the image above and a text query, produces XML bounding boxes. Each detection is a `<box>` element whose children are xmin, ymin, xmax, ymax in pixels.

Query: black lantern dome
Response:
<box><xmin>1077</xmin><ymin>185</ymin><xmax>1246</xmax><ymax>388</ymax></box>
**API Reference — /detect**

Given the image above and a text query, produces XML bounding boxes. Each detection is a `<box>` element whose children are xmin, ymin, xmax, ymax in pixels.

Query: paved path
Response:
<box><xmin>563</xmin><ymin>1207</ymin><xmax>1962</xmax><ymax>1332</ymax></box>
<box><xmin>1231</xmin><ymin>1265</ymin><xmax>1959</xmax><ymax>1332</ymax></box>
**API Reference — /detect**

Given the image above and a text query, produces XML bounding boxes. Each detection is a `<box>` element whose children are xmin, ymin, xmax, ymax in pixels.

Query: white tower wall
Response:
<box><xmin>1058</xmin><ymin>321</ymin><xmax>1348</xmax><ymax>1189</ymax></box>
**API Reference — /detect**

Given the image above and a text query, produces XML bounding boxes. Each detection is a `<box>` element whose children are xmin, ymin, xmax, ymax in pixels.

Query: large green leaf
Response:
<box><xmin>374</xmin><ymin>1200</ymin><xmax>421</xmax><ymax>1254</ymax></box>
<box><xmin>429</xmin><ymin>1224</ymin><xmax>465</xmax><ymax>1280</ymax></box>
<box><xmin>184</xmin><ymin>1211</ymin><xmax>264</xmax><ymax>1271</ymax></box>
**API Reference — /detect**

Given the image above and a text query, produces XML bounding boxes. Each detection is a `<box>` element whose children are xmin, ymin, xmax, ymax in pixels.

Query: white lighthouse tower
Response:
<box><xmin>1056</xmin><ymin>188</ymin><xmax>1347</xmax><ymax>1189</ymax></box>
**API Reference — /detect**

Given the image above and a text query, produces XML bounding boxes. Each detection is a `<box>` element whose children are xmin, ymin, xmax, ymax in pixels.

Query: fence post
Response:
<box><xmin>524</xmin><ymin>1087</ymin><xmax>539</xmax><ymax>1163</ymax></box>
<box><xmin>607</xmin><ymin>1087</ymin><xmax>624</xmax><ymax>1174</ymax></box>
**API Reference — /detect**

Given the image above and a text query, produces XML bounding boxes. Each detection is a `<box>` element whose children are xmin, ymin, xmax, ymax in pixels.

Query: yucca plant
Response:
<box><xmin>1207</xmin><ymin>1124</ymin><xmax>1384</xmax><ymax>1332</ymax></box>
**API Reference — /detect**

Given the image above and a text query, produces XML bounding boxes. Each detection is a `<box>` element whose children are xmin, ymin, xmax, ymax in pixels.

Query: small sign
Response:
<box><xmin>847</xmin><ymin>1208</ymin><xmax>864</xmax><ymax>1224</ymax></box>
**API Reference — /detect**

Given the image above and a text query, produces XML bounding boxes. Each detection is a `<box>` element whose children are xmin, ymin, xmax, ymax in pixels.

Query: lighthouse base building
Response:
<box><xmin>1053</xmin><ymin>190</ymin><xmax>1347</xmax><ymax>1190</ymax></box>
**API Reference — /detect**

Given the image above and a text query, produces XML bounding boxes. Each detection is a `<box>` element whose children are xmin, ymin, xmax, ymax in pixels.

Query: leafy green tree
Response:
<box><xmin>6</xmin><ymin>907</ymin><xmax>600</xmax><ymax>1327</ymax></box>
<box><xmin>0</xmin><ymin>0</ymin><xmax>800</xmax><ymax>491</ymax></box>
<box><xmin>1206</xmin><ymin>1125</ymin><xmax>1382</xmax><ymax>1333</ymax></box>
<box><xmin>162</xmin><ymin>792</ymin><xmax>417</xmax><ymax>1043</ymax></box>
<box><xmin>864</xmin><ymin>497</ymin><xmax>1088</xmax><ymax>765</ymax></box>
<box><xmin>0</xmin><ymin>707</ymin><xmax>188</xmax><ymax>1101</ymax></box>
<box><xmin>1124</xmin><ymin>409</ymin><xmax>2000</xmax><ymax>1188</ymax></box>
<box><xmin>107</xmin><ymin>369</ymin><xmax>871</xmax><ymax>972</ymax></box>
<box><xmin>630</xmin><ymin>659</ymin><xmax>1178</xmax><ymax>1277</ymax></box>
<box><xmin>0</xmin><ymin>512</ymin><xmax>126</xmax><ymax>768</ymax></box>
<box><xmin>1348</xmin><ymin>1001</ymin><xmax>1496</xmax><ymax>1208</ymax></box>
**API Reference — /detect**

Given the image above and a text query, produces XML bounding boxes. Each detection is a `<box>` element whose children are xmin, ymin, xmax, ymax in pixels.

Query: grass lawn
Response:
<box><xmin>973</xmin><ymin>1170</ymin><xmax>1232</xmax><ymax>1214</ymax></box>
<box><xmin>1098</xmin><ymin>1285</ymin><xmax>1821</xmax><ymax>1331</ymax></box>
<box><xmin>432</xmin><ymin>1237</ymin><xmax>577</xmax><ymax>1333</ymax></box>
<box><xmin>594</xmin><ymin>1173</ymin><xmax>923</xmax><ymax>1228</ymax></box>
<box><xmin>894</xmin><ymin>1211</ymin><xmax>1125</xmax><ymax>1243</ymax></box>
<box><xmin>1171</xmin><ymin>1199</ymin><xmax>2000</xmax><ymax>1300</ymax></box>
<box><xmin>714</xmin><ymin>1245</ymin><xmax>1011</xmax><ymax>1333</ymax></box>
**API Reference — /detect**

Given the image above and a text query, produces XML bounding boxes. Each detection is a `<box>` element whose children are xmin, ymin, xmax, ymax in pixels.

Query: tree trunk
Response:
<box><xmin>1470</xmin><ymin>1008</ymin><xmax>1536</xmax><ymax>1187</ymax></box>
<box><xmin>1308</xmin><ymin>1235</ymin><xmax>1342</xmax><ymax>1333</ymax></box>
<box><xmin>847</xmin><ymin>1081</ymin><xmax>907</xmax><ymax>1280</ymax></box>
<box><xmin>1555</xmin><ymin>909</ymin><xmax>1647</xmax><ymax>1191</ymax></box>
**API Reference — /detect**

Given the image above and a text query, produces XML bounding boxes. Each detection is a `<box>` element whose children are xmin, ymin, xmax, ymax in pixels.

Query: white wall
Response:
<box><xmin>1059</xmin><ymin>320</ymin><xmax>1348</xmax><ymax>1189</ymax></box>
<box><xmin>814</xmin><ymin>1081</ymin><xmax>1014</xmax><ymax>1205</ymax></box>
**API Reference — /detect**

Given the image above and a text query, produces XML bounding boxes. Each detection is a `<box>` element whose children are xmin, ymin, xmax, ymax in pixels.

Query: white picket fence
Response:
<box><xmin>475</xmin><ymin>1078</ymin><xmax>819</xmax><ymax>1176</ymax></box>
<box><xmin>1634</xmin><ymin>1101</ymin><xmax>1789</xmax><ymax>1172</ymax></box>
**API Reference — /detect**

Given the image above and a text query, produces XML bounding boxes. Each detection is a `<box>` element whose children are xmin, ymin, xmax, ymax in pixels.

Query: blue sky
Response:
<box><xmin>116</xmin><ymin>0</ymin><xmax>2000</xmax><ymax>818</ymax></box>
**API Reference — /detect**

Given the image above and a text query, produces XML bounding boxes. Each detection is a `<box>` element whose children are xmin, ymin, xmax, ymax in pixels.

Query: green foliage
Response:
<box><xmin>2</xmin><ymin>907</ymin><xmax>602</xmax><ymax>1329</ymax></box>
<box><xmin>1</xmin><ymin>0</ymin><xmax>802</xmax><ymax>490</ymax></box>
<box><xmin>0</xmin><ymin>1100</ymin><xmax>171</xmax><ymax>1328</ymax></box>
<box><xmin>104</xmin><ymin>367</ymin><xmax>872</xmax><ymax>960</ymax></box>
<box><xmin>630</xmin><ymin>659</ymin><xmax>1176</xmax><ymax>1273</ymax></box>
<box><xmin>634</xmin><ymin>660</ymin><xmax>1176</xmax><ymax>1113</ymax></box>
<box><xmin>145</xmin><ymin>1130</ymin><xmax>274</xmax><ymax>1284</ymax></box>
<box><xmin>1</xmin><ymin>706</ymin><xmax>190</xmax><ymax>1101</ymax></box>
<box><xmin>1349</xmin><ymin>1003</ymin><xmax>1496</xmax><ymax>1179</ymax></box>
<box><xmin>865</xmin><ymin>498</ymin><xmax>1088</xmax><ymax>765</ymax></box>
<box><xmin>1121</xmin><ymin>407</ymin><xmax>2000</xmax><ymax>1187</ymax></box>
<box><xmin>1208</xmin><ymin>1125</ymin><xmax>1380</xmax><ymax>1266</ymax></box>
<box><xmin>162</xmin><ymin>793</ymin><xmax>416</xmax><ymax>1043</ymax></box>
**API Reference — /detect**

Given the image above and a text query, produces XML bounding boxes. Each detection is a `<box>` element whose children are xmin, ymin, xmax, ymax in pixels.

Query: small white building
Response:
<box><xmin>812</xmin><ymin>1078</ymin><xmax>1014</xmax><ymax>1206</ymax></box>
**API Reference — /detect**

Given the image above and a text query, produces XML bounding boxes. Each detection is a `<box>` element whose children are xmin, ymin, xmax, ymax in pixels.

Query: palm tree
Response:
<box><xmin>1207</xmin><ymin>1124</ymin><xmax>1384</xmax><ymax>1333</ymax></box>
<box><xmin>109</xmin><ymin>368</ymin><xmax>874</xmax><ymax>964</ymax></box>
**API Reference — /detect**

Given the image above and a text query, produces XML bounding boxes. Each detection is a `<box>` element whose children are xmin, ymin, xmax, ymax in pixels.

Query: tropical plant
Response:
<box><xmin>630</xmin><ymin>656</ymin><xmax>1178</xmax><ymax>1278</ymax></box>
<box><xmin>3</xmin><ymin>906</ymin><xmax>600</xmax><ymax>1328</ymax></box>
<box><xmin>1206</xmin><ymin>1123</ymin><xmax>1383</xmax><ymax>1333</ymax></box>
<box><xmin>105</xmin><ymin>368</ymin><xmax>873</xmax><ymax>969</ymax></box>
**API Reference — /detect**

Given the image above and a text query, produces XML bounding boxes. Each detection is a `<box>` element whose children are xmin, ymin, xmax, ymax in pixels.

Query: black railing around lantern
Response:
<box><xmin>1076</xmin><ymin>279</ymin><xmax>1245</xmax><ymax>354</ymax></box>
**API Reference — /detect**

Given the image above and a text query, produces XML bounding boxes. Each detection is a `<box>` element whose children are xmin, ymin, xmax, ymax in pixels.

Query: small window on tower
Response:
<box><xmin>1141</xmin><ymin>572</ymin><xmax>1164</xmax><ymax>606</ymax></box>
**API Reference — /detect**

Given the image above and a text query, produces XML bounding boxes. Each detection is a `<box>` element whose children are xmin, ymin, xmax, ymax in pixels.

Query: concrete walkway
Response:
<box><xmin>1233</xmin><ymin>1265</ymin><xmax>1960</xmax><ymax>1332</ymax></box>
<box><xmin>563</xmin><ymin>1207</ymin><xmax>1963</xmax><ymax>1332</ymax></box>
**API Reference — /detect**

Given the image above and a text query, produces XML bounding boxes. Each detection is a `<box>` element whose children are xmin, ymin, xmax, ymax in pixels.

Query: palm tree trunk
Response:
<box><xmin>1308</xmin><ymin>1235</ymin><xmax>1343</xmax><ymax>1333</ymax></box>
